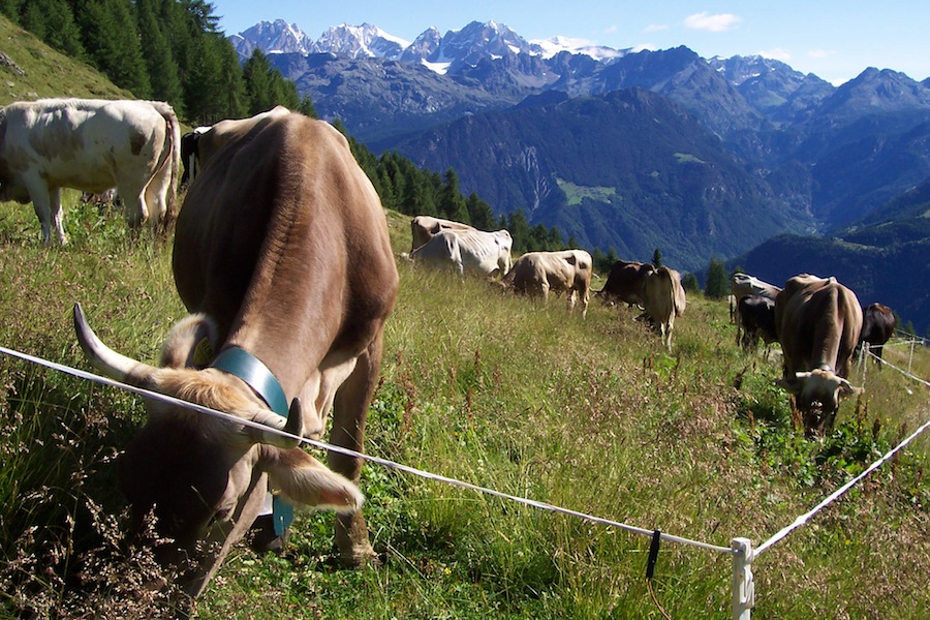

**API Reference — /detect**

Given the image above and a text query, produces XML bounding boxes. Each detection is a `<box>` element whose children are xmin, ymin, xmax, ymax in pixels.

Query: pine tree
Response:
<box><xmin>652</xmin><ymin>248</ymin><xmax>663</xmax><ymax>267</ymax></box>
<box><xmin>438</xmin><ymin>168</ymin><xmax>469</xmax><ymax>224</ymax></box>
<box><xmin>705</xmin><ymin>257</ymin><xmax>729</xmax><ymax>300</ymax></box>
<box><xmin>298</xmin><ymin>95</ymin><xmax>317</xmax><ymax>118</ymax></box>
<box><xmin>681</xmin><ymin>273</ymin><xmax>700</xmax><ymax>293</ymax></box>
<box><xmin>465</xmin><ymin>193</ymin><xmax>495</xmax><ymax>230</ymax></box>
<box><xmin>137</xmin><ymin>0</ymin><xmax>183</xmax><ymax>111</ymax></box>
<box><xmin>77</xmin><ymin>0</ymin><xmax>151</xmax><ymax>97</ymax></box>
<box><xmin>243</xmin><ymin>49</ymin><xmax>274</xmax><ymax>115</ymax></box>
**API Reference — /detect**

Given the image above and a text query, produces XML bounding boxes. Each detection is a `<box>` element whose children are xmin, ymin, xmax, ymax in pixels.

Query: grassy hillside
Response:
<box><xmin>0</xmin><ymin>15</ymin><xmax>131</xmax><ymax>104</ymax></box>
<box><xmin>1</xmin><ymin>202</ymin><xmax>929</xmax><ymax>618</ymax></box>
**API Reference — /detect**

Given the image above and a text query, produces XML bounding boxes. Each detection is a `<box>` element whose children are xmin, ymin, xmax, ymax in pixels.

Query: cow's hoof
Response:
<box><xmin>340</xmin><ymin>546</ymin><xmax>380</xmax><ymax>569</ymax></box>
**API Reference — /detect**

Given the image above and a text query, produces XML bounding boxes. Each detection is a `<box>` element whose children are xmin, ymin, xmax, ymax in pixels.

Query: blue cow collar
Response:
<box><xmin>210</xmin><ymin>345</ymin><xmax>294</xmax><ymax>535</ymax></box>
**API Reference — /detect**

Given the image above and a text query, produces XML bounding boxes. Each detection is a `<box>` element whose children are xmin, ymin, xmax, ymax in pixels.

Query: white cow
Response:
<box><xmin>409</xmin><ymin>215</ymin><xmax>477</xmax><ymax>252</ymax></box>
<box><xmin>0</xmin><ymin>98</ymin><xmax>180</xmax><ymax>244</ymax></box>
<box><xmin>406</xmin><ymin>228</ymin><xmax>513</xmax><ymax>278</ymax></box>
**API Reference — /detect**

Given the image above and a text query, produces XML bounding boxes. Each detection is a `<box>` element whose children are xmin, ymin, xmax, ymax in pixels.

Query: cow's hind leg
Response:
<box><xmin>116</xmin><ymin>174</ymin><xmax>149</xmax><ymax>229</ymax></box>
<box><xmin>329</xmin><ymin>336</ymin><xmax>384</xmax><ymax>568</ymax></box>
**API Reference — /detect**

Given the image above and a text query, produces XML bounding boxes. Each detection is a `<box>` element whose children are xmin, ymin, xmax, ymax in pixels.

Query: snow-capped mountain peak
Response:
<box><xmin>229</xmin><ymin>19</ymin><xmax>628</xmax><ymax>72</ymax></box>
<box><xmin>530</xmin><ymin>35</ymin><xmax>626</xmax><ymax>61</ymax></box>
<box><xmin>312</xmin><ymin>23</ymin><xmax>410</xmax><ymax>60</ymax></box>
<box><xmin>229</xmin><ymin>19</ymin><xmax>313</xmax><ymax>57</ymax></box>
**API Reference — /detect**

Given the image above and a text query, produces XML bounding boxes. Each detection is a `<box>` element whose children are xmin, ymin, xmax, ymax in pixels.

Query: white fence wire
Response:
<box><xmin>2</xmin><ymin>339</ymin><xmax>929</xmax><ymax>619</ymax></box>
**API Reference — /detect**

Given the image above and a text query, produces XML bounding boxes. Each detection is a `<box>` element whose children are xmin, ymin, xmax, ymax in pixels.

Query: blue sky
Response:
<box><xmin>210</xmin><ymin>1</ymin><xmax>930</xmax><ymax>85</ymax></box>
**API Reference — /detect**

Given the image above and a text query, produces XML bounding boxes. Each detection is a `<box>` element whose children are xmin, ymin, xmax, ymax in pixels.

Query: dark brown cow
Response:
<box><xmin>73</xmin><ymin>110</ymin><xmax>398</xmax><ymax>600</ymax></box>
<box><xmin>774</xmin><ymin>274</ymin><xmax>863</xmax><ymax>435</ymax></box>
<box><xmin>596</xmin><ymin>259</ymin><xmax>655</xmax><ymax>307</ymax></box>
<box><xmin>736</xmin><ymin>294</ymin><xmax>777</xmax><ymax>352</ymax></box>
<box><xmin>409</xmin><ymin>215</ymin><xmax>476</xmax><ymax>252</ymax></box>
<box><xmin>857</xmin><ymin>302</ymin><xmax>896</xmax><ymax>367</ymax></box>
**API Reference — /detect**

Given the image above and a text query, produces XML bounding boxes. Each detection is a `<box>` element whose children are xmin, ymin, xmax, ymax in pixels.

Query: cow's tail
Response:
<box><xmin>150</xmin><ymin>101</ymin><xmax>181</xmax><ymax>229</ymax></box>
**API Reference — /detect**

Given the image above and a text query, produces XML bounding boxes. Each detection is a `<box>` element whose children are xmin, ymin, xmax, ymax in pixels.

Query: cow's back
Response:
<box><xmin>0</xmin><ymin>99</ymin><xmax>167</xmax><ymax>192</ymax></box>
<box><xmin>173</xmin><ymin>113</ymin><xmax>397</xmax><ymax>347</ymax></box>
<box><xmin>776</xmin><ymin>276</ymin><xmax>862</xmax><ymax>377</ymax></box>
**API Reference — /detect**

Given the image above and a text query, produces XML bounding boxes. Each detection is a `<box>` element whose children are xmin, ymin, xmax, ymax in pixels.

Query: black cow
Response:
<box><xmin>857</xmin><ymin>303</ymin><xmax>896</xmax><ymax>367</ymax></box>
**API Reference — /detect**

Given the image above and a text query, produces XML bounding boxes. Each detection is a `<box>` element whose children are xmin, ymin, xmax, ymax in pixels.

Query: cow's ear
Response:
<box><xmin>160</xmin><ymin>314</ymin><xmax>219</xmax><ymax>369</ymax></box>
<box><xmin>262</xmin><ymin>448</ymin><xmax>363</xmax><ymax>514</ymax></box>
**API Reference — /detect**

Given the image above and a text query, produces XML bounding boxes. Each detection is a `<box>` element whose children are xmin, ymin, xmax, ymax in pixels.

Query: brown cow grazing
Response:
<box><xmin>596</xmin><ymin>259</ymin><xmax>655</xmax><ymax>308</ymax></box>
<box><xmin>775</xmin><ymin>274</ymin><xmax>863</xmax><ymax>436</ymax></box>
<box><xmin>502</xmin><ymin>250</ymin><xmax>593</xmax><ymax>318</ymax></box>
<box><xmin>736</xmin><ymin>294</ymin><xmax>778</xmax><ymax>353</ymax></box>
<box><xmin>73</xmin><ymin>110</ymin><xmax>398</xmax><ymax>602</ymax></box>
<box><xmin>857</xmin><ymin>302</ymin><xmax>896</xmax><ymax>367</ymax></box>
<box><xmin>642</xmin><ymin>266</ymin><xmax>687</xmax><ymax>350</ymax></box>
<box><xmin>410</xmin><ymin>215</ymin><xmax>476</xmax><ymax>253</ymax></box>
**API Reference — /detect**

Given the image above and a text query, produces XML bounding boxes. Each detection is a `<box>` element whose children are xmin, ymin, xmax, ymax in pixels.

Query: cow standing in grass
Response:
<box><xmin>0</xmin><ymin>98</ymin><xmax>180</xmax><ymax>243</ymax></box>
<box><xmin>74</xmin><ymin>109</ymin><xmax>398</xmax><ymax>601</ymax></box>
<box><xmin>502</xmin><ymin>249</ymin><xmax>593</xmax><ymax>318</ymax></box>
<box><xmin>775</xmin><ymin>274</ymin><xmax>863</xmax><ymax>435</ymax></box>
<box><xmin>857</xmin><ymin>302</ymin><xmax>896</xmax><ymax>367</ymax></box>
<box><xmin>642</xmin><ymin>266</ymin><xmax>687</xmax><ymax>350</ymax></box>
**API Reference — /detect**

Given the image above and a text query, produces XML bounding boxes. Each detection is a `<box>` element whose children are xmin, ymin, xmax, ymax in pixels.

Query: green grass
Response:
<box><xmin>1</xmin><ymin>200</ymin><xmax>930</xmax><ymax>618</ymax></box>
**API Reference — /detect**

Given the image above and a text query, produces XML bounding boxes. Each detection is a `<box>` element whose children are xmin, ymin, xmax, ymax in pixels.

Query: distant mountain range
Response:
<box><xmin>228</xmin><ymin>20</ymin><xmax>930</xmax><ymax>330</ymax></box>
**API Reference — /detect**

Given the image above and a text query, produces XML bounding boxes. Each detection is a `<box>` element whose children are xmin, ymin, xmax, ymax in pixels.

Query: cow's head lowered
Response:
<box><xmin>73</xmin><ymin>303</ymin><xmax>362</xmax><ymax>591</ymax></box>
<box><xmin>778</xmin><ymin>367</ymin><xmax>863</xmax><ymax>433</ymax></box>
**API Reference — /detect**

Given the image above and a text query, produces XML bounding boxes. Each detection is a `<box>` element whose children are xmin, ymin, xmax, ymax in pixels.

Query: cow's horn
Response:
<box><xmin>73</xmin><ymin>303</ymin><xmax>156</xmax><ymax>385</ymax></box>
<box><xmin>250</xmin><ymin>397</ymin><xmax>304</xmax><ymax>449</ymax></box>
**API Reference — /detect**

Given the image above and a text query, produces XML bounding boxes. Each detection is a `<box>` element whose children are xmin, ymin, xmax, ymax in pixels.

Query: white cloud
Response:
<box><xmin>758</xmin><ymin>47</ymin><xmax>792</xmax><ymax>62</ymax></box>
<box><xmin>808</xmin><ymin>48</ymin><xmax>836</xmax><ymax>59</ymax></box>
<box><xmin>684</xmin><ymin>12</ymin><xmax>742</xmax><ymax>32</ymax></box>
<box><xmin>603</xmin><ymin>25</ymin><xmax>618</xmax><ymax>35</ymax></box>
<box><xmin>644</xmin><ymin>24</ymin><xmax>669</xmax><ymax>33</ymax></box>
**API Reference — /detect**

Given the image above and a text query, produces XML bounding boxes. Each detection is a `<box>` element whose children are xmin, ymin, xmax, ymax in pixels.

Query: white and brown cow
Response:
<box><xmin>502</xmin><ymin>249</ymin><xmax>593</xmax><ymax>318</ymax></box>
<box><xmin>775</xmin><ymin>274</ymin><xmax>863</xmax><ymax>435</ymax></box>
<box><xmin>642</xmin><ymin>266</ymin><xmax>687</xmax><ymax>350</ymax></box>
<box><xmin>409</xmin><ymin>215</ymin><xmax>476</xmax><ymax>253</ymax></box>
<box><xmin>73</xmin><ymin>109</ymin><xmax>398</xmax><ymax>600</ymax></box>
<box><xmin>0</xmin><ymin>98</ymin><xmax>180</xmax><ymax>243</ymax></box>
<box><xmin>406</xmin><ymin>227</ymin><xmax>513</xmax><ymax>278</ymax></box>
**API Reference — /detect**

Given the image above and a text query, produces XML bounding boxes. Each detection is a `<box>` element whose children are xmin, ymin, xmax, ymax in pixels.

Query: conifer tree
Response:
<box><xmin>77</xmin><ymin>0</ymin><xmax>151</xmax><ymax>97</ymax></box>
<box><xmin>137</xmin><ymin>0</ymin><xmax>183</xmax><ymax>111</ymax></box>
<box><xmin>438</xmin><ymin>168</ymin><xmax>469</xmax><ymax>224</ymax></box>
<box><xmin>705</xmin><ymin>257</ymin><xmax>729</xmax><ymax>299</ymax></box>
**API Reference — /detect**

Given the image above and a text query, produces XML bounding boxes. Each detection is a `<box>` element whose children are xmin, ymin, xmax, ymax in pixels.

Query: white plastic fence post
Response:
<box><xmin>731</xmin><ymin>537</ymin><xmax>754</xmax><ymax>620</ymax></box>
<box><xmin>858</xmin><ymin>343</ymin><xmax>868</xmax><ymax>382</ymax></box>
<box><xmin>909</xmin><ymin>340</ymin><xmax>915</xmax><ymax>374</ymax></box>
